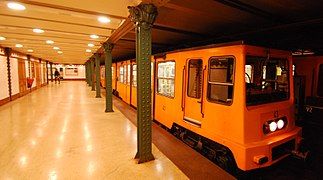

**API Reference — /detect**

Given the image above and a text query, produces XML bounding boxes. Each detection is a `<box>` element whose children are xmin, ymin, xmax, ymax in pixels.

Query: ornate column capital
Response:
<box><xmin>128</xmin><ymin>3</ymin><xmax>158</xmax><ymax>29</ymax></box>
<box><xmin>4</xmin><ymin>47</ymin><xmax>12</xmax><ymax>57</ymax></box>
<box><xmin>103</xmin><ymin>42</ymin><xmax>114</xmax><ymax>53</ymax></box>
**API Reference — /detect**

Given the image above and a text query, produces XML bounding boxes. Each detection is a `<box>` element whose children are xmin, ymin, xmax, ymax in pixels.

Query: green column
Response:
<box><xmin>50</xmin><ymin>62</ymin><xmax>53</xmax><ymax>82</ymax></box>
<box><xmin>86</xmin><ymin>61</ymin><xmax>90</xmax><ymax>85</ymax></box>
<box><xmin>129</xmin><ymin>3</ymin><xmax>158</xmax><ymax>164</ymax></box>
<box><xmin>88</xmin><ymin>60</ymin><xmax>92</xmax><ymax>86</ymax></box>
<box><xmin>95</xmin><ymin>53</ymin><xmax>101</xmax><ymax>98</ymax></box>
<box><xmin>91</xmin><ymin>58</ymin><xmax>95</xmax><ymax>91</ymax></box>
<box><xmin>103</xmin><ymin>43</ymin><xmax>114</xmax><ymax>112</ymax></box>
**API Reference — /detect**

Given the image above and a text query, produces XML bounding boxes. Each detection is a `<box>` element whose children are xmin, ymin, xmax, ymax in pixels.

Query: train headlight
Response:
<box><xmin>277</xmin><ymin>119</ymin><xmax>285</xmax><ymax>129</ymax></box>
<box><xmin>263</xmin><ymin>117</ymin><xmax>288</xmax><ymax>134</ymax></box>
<box><xmin>269</xmin><ymin>121</ymin><xmax>277</xmax><ymax>132</ymax></box>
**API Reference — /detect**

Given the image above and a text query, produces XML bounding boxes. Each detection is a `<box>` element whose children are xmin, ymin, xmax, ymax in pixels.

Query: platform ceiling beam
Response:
<box><xmin>103</xmin><ymin>43</ymin><xmax>114</xmax><ymax>112</ymax></box>
<box><xmin>129</xmin><ymin>3</ymin><xmax>158</xmax><ymax>164</ymax></box>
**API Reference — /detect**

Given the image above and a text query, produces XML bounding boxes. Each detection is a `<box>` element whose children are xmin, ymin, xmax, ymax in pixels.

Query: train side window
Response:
<box><xmin>187</xmin><ymin>59</ymin><xmax>203</xmax><ymax>98</ymax></box>
<box><xmin>127</xmin><ymin>64</ymin><xmax>131</xmax><ymax>85</ymax></box>
<box><xmin>318</xmin><ymin>64</ymin><xmax>323</xmax><ymax>97</ymax></box>
<box><xmin>157</xmin><ymin>61</ymin><xmax>175</xmax><ymax>98</ymax></box>
<box><xmin>123</xmin><ymin>65</ymin><xmax>127</xmax><ymax>84</ymax></box>
<box><xmin>101</xmin><ymin>67</ymin><xmax>105</xmax><ymax>79</ymax></box>
<box><xmin>132</xmin><ymin>64</ymin><xmax>137</xmax><ymax>87</ymax></box>
<box><xmin>119</xmin><ymin>66</ymin><xmax>124</xmax><ymax>83</ymax></box>
<box><xmin>111</xmin><ymin>67</ymin><xmax>114</xmax><ymax>77</ymax></box>
<box><xmin>207</xmin><ymin>57</ymin><xmax>234</xmax><ymax>104</ymax></box>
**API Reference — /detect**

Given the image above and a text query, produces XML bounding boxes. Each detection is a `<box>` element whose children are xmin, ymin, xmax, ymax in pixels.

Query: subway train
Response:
<box><xmin>100</xmin><ymin>41</ymin><xmax>304</xmax><ymax>173</ymax></box>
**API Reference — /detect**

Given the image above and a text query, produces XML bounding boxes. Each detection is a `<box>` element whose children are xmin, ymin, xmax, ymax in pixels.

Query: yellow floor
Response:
<box><xmin>0</xmin><ymin>81</ymin><xmax>187</xmax><ymax>179</ymax></box>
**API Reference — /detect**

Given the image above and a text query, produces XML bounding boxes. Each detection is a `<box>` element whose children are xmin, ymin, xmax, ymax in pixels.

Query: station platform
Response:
<box><xmin>0</xmin><ymin>82</ymin><xmax>188</xmax><ymax>179</ymax></box>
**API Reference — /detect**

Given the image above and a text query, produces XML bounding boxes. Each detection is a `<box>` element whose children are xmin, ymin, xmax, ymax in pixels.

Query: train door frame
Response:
<box><xmin>183</xmin><ymin>58</ymin><xmax>206</xmax><ymax>127</ymax></box>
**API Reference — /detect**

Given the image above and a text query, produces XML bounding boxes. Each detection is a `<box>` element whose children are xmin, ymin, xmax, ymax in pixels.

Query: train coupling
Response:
<box><xmin>290</xmin><ymin>150</ymin><xmax>309</xmax><ymax>161</ymax></box>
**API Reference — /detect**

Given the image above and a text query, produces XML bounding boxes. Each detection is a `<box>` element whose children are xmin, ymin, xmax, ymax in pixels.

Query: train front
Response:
<box><xmin>239</xmin><ymin>47</ymin><xmax>306</xmax><ymax>171</ymax></box>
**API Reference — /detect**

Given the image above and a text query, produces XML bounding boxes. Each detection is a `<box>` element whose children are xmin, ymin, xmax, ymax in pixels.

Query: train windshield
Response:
<box><xmin>245</xmin><ymin>56</ymin><xmax>290</xmax><ymax>106</ymax></box>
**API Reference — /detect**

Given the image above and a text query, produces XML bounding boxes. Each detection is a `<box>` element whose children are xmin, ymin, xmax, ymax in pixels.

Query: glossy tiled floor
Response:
<box><xmin>0</xmin><ymin>82</ymin><xmax>187</xmax><ymax>179</ymax></box>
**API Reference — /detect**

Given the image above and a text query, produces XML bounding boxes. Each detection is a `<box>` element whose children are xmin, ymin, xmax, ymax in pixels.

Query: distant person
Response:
<box><xmin>54</xmin><ymin>69</ymin><xmax>60</xmax><ymax>84</ymax></box>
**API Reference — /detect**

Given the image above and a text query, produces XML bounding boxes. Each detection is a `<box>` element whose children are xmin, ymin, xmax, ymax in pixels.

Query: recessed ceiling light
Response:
<box><xmin>57</xmin><ymin>51</ymin><xmax>63</xmax><ymax>54</ymax></box>
<box><xmin>86</xmin><ymin>49</ymin><xmax>92</xmax><ymax>53</ymax></box>
<box><xmin>0</xmin><ymin>36</ymin><xmax>6</xmax><ymax>40</ymax></box>
<box><xmin>7</xmin><ymin>2</ymin><xmax>26</xmax><ymax>11</ymax></box>
<box><xmin>97</xmin><ymin>16</ymin><xmax>111</xmax><ymax>24</ymax></box>
<box><xmin>46</xmin><ymin>40</ymin><xmax>54</xmax><ymax>44</ymax></box>
<box><xmin>88</xmin><ymin>43</ymin><xmax>94</xmax><ymax>47</ymax></box>
<box><xmin>53</xmin><ymin>47</ymin><xmax>60</xmax><ymax>50</ymax></box>
<box><xmin>15</xmin><ymin>44</ymin><xmax>23</xmax><ymax>48</ymax></box>
<box><xmin>90</xmin><ymin>34</ymin><xmax>99</xmax><ymax>39</ymax></box>
<box><xmin>27</xmin><ymin>49</ymin><xmax>33</xmax><ymax>53</ymax></box>
<box><xmin>33</xmin><ymin>28</ymin><xmax>44</xmax><ymax>33</ymax></box>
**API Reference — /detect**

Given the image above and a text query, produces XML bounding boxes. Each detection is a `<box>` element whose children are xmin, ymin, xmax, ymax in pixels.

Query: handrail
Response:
<box><xmin>181</xmin><ymin>66</ymin><xmax>186</xmax><ymax>111</ymax></box>
<box><xmin>208</xmin><ymin>81</ymin><xmax>233</xmax><ymax>86</ymax></box>
<box><xmin>200</xmin><ymin>65</ymin><xmax>206</xmax><ymax>118</ymax></box>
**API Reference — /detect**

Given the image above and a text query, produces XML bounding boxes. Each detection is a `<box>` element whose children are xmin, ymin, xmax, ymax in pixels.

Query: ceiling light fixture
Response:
<box><xmin>53</xmin><ymin>47</ymin><xmax>60</xmax><ymax>50</ymax></box>
<box><xmin>57</xmin><ymin>51</ymin><xmax>63</xmax><ymax>54</ymax></box>
<box><xmin>27</xmin><ymin>49</ymin><xmax>33</xmax><ymax>53</ymax></box>
<box><xmin>7</xmin><ymin>2</ymin><xmax>26</xmax><ymax>11</ymax></box>
<box><xmin>33</xmin><ymin>28</ymin><xmax>44</xmax><ymax>33</ymax></box>
<box><xmin>86</xmin><ymin>49</ymin><xmax>92</xmax><ymax>53</ymax></box>
<box><xmin>90</xmin><ymin>34</ymin><xmax>99</xmax><ymax>39</ymax></box>
<box><xmin>0</xmin><ymin>36</ymin><xmax>6</xmax><ymax>40</ymax></box>
<box><xmin>88</xmin><ymin>43</ymin><xmax>94</xmax><ymax>47</ymax></box>
<box><xmin>15</xmin><ymin>44</ymin><xmax>23</xmax><ymax>48</ymax></box>
<box><xmin>46</xmin><ymin>40</ymin><xmax>54</xmax><ymax>44</ymax></box>
<box><xmin>97</xmin><ymin>16</ymin><xmax>111</xmax><ymax>24</ymax></box>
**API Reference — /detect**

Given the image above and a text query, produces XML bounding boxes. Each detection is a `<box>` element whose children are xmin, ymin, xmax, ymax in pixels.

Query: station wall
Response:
<box><xmin>51</xmin><ymin>64</ymin><xmax>85</xmax><ymax>80</ymax></box>
<box><xmin>0</xmin><ymin>47</ymin><xmax>49</xmax><ymax>106</ymax></box>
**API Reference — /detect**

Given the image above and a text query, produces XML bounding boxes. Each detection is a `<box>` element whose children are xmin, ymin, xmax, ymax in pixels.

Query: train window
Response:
<box><xmin>187</xmin><ymin>59</ymin><xmax>202</xmax><ymax>98</ymax></box>
<box><xmin>132</xmin><ymin>64</ymin><xmax>137</xmax><ymax>87</ymax></box>
<box><xmin>207</xmin><ymin>57</ymin><xmax>234</xmax><ymax>104</ymax></box>
<box><xmin>246</xmin><ymin>56</ymin><xmax>289</xmax><ymax>106</ymax></box>
<box><xmin>245</xmin><ymin>65</ymin><xmax>253</xmax><ymax>83</ymax></box>
<box><xmin>101</xmin><ymin>67</ymin><xmax>105</xmax><ymax>79</ymax></box>
<box><xmin>119</xmin><ymin>66</ymin><xmax>124</xmax><ymax>83</ymax></box>
<box><xmin>127</xmin><ymin>64</ymin><xmax>131</xmax><ymax>85</ymax></box>
<box><xmin>157</xmin><ymin>61</ymin><xmax>175</xmax><ymax>98</ymax></box>
<box><xmin>111</xmin><ymin>67</ymin><xmax>114</xmax><ymax>77</ymax></box>
<box><xmin>123</xmin><ymin>65</ymin><xmax>127</xmax><ymax>84</ymax></box>
<box><xmin>318</xmin><ymin>64</ymin><xmax>323</xmax><ymax>97</ymax></box>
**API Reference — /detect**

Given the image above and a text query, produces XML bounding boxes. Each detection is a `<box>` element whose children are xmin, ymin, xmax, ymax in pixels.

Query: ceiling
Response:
<box><xmin>0</xmin><ymin>0</ymin><xmax>140</xmax><ymax>64</ymax></box>
<box><xmin>1</xmin><ymin>0</ymin><xmax>323</xmax><ymax>64</ymax></box>
<box><xmin>110</xmin><ymin>0</ymin><xmax>323</xmax><ymax>61</ymax></box>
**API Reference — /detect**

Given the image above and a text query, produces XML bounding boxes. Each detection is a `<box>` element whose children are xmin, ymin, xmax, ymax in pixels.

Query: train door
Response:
<box><xmin>183</xmin><ymin>59</ymin><xmax>205</xmax><ymax>127</ymax></box>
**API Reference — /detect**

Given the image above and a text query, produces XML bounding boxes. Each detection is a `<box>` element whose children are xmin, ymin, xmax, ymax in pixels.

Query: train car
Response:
<box><xmin>116</xmin><ymin>60</ymin><xmax>131</xmax><ymax>104</ymax></box>
<box><xmin>101</xmin><ymin>42</ymin><xmax>305</xmax><ymax>173</ymax></box>
<box><xmin>100</xmin><ymin>62</ymin><xmax>118</xmax><ymax>93</ymax></box>
<box><xmin>294</xmin><ymin>56</ymin><xmax>323</xmax><ymax>98</ymax></box>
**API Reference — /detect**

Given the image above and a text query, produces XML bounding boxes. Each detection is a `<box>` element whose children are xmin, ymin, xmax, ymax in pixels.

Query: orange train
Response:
<box><xmin>293</xmin><ymin>56</ymin><xmax>323</xmax><ymax>98</ymax></box>
<box><xmin>100</xmin><ymin>41</ymin><xmax>304</xmax><ymax>173</ymax></box>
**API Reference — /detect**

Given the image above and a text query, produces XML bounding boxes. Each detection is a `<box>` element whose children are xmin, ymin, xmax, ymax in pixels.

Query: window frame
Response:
<box><xmin>156</xmin><ymin>60</ymin><xmax>176</xmax><ymax>99</ymax></box>
<box><xmin>206</xmin><ymin>55</ymin><xmax>236</xmax><ymax>106</ymax></box>
<box><xmin>187</xmin><ymin>59</ymin><xmax>203</xmax><ymax>99</ymax></box>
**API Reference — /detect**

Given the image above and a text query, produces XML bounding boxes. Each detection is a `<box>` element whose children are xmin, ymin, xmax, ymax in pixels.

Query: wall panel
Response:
<box><xmin>10</xmin><ymin>58</ymin><xmax>20</xmax><ymax>95</ymax></box>
<box><xmin>0</xmin><ymin>56</ymin><xmax>9</xmax><ymax>100</ymax></box>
